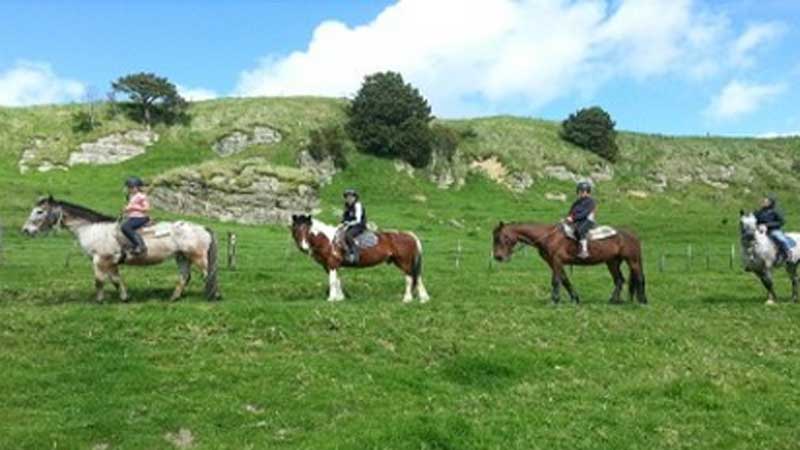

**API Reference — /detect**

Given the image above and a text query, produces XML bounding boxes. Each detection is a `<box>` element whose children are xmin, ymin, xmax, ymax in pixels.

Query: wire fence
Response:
<box><xmin>0</xmin><ymin>228</ymin><xmax>743</xmax><ymax>275</ymax></box>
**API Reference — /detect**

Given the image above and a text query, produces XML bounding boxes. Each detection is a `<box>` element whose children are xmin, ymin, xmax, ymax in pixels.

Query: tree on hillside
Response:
<box><xmin>346</xmin><ymin>71</ymin><xmax>434</xmax><ymax>168</ymax></box>
<box><xmin>111</xmin><ymin>72</ymin><xmax>188</xmax><ymax>127</ymax></box>
<box><xmin>307</xmin><ymin>125</ymin><xmax>349</xmax><ymax>169</ymax></box>
<box><xmin>561</xmin><ymin>106</ymin><xmax>619</xmax><ymax>162</ymax></box>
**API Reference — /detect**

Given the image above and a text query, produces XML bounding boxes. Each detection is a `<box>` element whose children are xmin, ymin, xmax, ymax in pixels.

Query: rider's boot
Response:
<box><xmin>578</xmin><ymin>239</ymin><xmax>590</xmax><ymax>259</ymax></box>
<box><xmin>131</xmin><ymin>233</ymin><xmax>147</xmax><ymax>255</ymax></box>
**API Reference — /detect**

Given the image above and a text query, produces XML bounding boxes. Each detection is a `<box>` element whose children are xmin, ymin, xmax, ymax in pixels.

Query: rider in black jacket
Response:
<box><xmin>755</xmin><ymin>194</ymin><xmax>791</xmax><ymax>261</ymax></box>
<box><xmin>566</xmin><ymin>181</ymin><xmax>596</xmax><ymax>258</ymax></box>
<box><xmin>342</xmin><ymin>189</ymin><xmax>367</xmax><ymax>263</ymax></box>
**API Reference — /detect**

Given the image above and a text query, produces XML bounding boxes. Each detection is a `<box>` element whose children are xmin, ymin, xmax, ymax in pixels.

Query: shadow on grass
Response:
<box><xmin>441</xmin><ymin>355</ymin><xmax>521</xmax><ymax>391</ymax></box>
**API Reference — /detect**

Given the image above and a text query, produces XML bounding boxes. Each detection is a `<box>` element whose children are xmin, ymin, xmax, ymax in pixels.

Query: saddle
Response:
<box><xmin>334</xmin><ymin>228</ymin><xmax>380</xmax><ymax>252</ymax></box>
<box><xmin>114</xmin><ymin>221</ymin><xmax>171</xmax><ymax>248</ymax></box>
<box><xmin>561</xmin><ymin>222</ymin><xmax>617</xmax><ymax>241</ymax></box>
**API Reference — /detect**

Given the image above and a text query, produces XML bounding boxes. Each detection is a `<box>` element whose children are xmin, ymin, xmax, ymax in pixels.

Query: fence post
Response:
<box><xmin>705</xmin><ymin>246</ymin><xmax>710</xmax><ymax>270</ymax></box>
<box><xmin>227</xmin><ymin>232</ymin><xmax>237</xmax><ymax>270</ymax></box>
<box><xmin>659</xmin><ymin>253</ymin><xmax>665</xmax><ymax>272</ymax></box>
<box><xmin>455</xmin><ymin>240</ymin><xmax>462</xmax><ymax>269</ymax></box>
<box><xmin>687</xmin><ymin>244</ymin><xmax>693</xmax><ymax>270</ymax></box>
<box><xmin>729</xmin><ymin>244</ymin><xmax>735</xmax><ymax>270</ymax></box>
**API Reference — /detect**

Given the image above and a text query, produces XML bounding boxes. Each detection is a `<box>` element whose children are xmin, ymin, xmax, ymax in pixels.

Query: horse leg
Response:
<box><xmin>92</xmin><ymin>256</ymin><xmax>106</xmax><ymax>303</ymax></box>
<box><xmin>416</xmin><ymin>276</ymin><xmax>430</xmax><ymax>303</ymax></box>
<box><xmin>789</xmin><ymin>263</ymin><xmax>799</xmax><ymax>303</ymax></box>
<box><xmin>549</xmin><ymin>263</ymin><xmax>563</xmax><ymax>304</ymax></box>
<box><xmin>560</xmin><ymin>269</ymin><xmax>580</xmax><ymax>304</ymax></box>
<box><xmin>328</xmin><ymin>269</ymin><xmax>344</xmax><ymax>302</ymax></box>
<box><xmin>757</xmin><ymin>270</ymin><xmax>778</xmax><ymax>305</ymax></box>
<box><xmin>403</xmin><ymin>275</ymin><xmax>414</xmax><ymax>303</ymax></box>
<box><xmin>107</xmin><ymin>265</ymin><xmax>128</xmax><ymax>302</ymax></box>
<box><xmin>170</xmin><ymin>254</ymin><xmax>191</xmax><ymax>301</ymax></box>
<box><xmin>607</xmin><ymin>259</ymin><xmax>624</xmax><ymax>304</ymax></box>
<box><xmin>627</xmin><ymin>258</ymin><xmax>648</xmax><ymax>304</ymax></box>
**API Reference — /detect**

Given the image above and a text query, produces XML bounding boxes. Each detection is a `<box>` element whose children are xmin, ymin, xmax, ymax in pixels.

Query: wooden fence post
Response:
<box><xmin>729</xmin><ymin>244</ymin><xmax>735</xmax><ymax>270</ymax></box>
<box><xmin>659</xmin><ymin>253</ymin><xmax>665</xmax><ymax>272</ymax></box>
<box><xmin>227</xmin><ymin>232</ymin><xmax>237</xmax><ymax>270</ymax></box>
<box><xmin>687</xmin><ymin>244</ymin><xmax>693</xmax><ymax>270</ymax></box>
<box><xmin>455</xmin><ymin>240</ymin><xmax>462</xmax><ymax>269</ymax></box>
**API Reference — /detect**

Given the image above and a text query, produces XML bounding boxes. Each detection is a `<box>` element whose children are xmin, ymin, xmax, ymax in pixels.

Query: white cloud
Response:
<box><xmin>705</xmin><ymin>80</ymin><xmax>785</xmax><ymax>120</ymax></box>
<box><xmin>757</xmin><ymin>131</ymin><xmax>800</xmax><ymax>139</ymax></box>
<box><xmin>730</xmin><ymin>22</ymin><xmax>785</xmax><ymax>67</ymax></box>
<box><xmin>177</xmin><ymin>84</ymin><xmax>217</xmax><ymax>102</ymax></box>
<box><xmin>0</xmin><ymin>61</ymin><xmax>86</xmax><ymax>106</ymax></box>
<box><xmin>235</xmin><ymin>0</ymin><xmax>729</xmax><ymax>116</ymax></box>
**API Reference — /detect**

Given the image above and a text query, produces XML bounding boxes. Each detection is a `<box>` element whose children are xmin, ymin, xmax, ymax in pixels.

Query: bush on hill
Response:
<box><xmin>561</xmin><ymin>106</ymin><xmax>618</xmax><ymax>162</ymax></box>
<box><xmin>346</xmin><ymin>71</ymin><xmax>434</xmax><ymax>168</ymax></box>
<box><xmin>307</xmin><ymin>125</ymin><xmax>349</xmax><ymax>169</ymax></box>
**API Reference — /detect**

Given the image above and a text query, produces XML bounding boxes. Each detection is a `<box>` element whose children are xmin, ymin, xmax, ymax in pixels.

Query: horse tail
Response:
<box><xmin>624</xmin><ymin>230</ymin><xmax>647</xmax><ymax>304</ymax></box>
<box><xmin>204</xmin><ymin>227</ymin><xmax>221</xmax><ymax>300</ymax></box>
<box><xmin>408</xmin><ymin>232</ymin><xmax>423</xmax><ymax>289</ymax></box>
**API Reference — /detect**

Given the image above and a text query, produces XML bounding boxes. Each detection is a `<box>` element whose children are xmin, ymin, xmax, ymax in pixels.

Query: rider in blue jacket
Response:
<box><xmin>566</xmin><ymin>181</ymin><xmax>596</xmax><ymax>259</ymax></box>
<box><xmin>755</xmin><ymin>194</ymin><xmax>791</xmax><ymax>262</ymax></box>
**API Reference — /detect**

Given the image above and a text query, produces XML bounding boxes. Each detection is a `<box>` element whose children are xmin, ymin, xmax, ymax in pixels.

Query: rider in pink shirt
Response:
<box><xmin>122</xmin><ymin>176</ymin><xmax>150</xmax><ymax>254</ymax></box>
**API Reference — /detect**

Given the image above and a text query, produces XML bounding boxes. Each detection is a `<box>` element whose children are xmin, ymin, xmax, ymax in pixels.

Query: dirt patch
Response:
<box><xmin>470</xmin><ymin>156</ymin><xmax>507</xmax><ymax>182</ymax></box>
<box><xmin>164</xmin><ymin>428</ymin><xmax>195</xmax><ymax>449</ymax></box>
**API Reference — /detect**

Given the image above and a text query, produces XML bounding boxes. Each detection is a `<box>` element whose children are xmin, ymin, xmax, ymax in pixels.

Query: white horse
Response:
<box><xmin>739</xmin><ymin>211</ymin><xmax>800</xmax><ymax>304</ymax></box>
<box><xmin>22</xmin><ymin>196</ymin><xmax>220</xmax><ymax>302</ymax></box>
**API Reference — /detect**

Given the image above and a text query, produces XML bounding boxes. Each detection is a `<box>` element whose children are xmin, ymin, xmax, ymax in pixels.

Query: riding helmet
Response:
<box><xmin>343</xmin><ymin>188</ymin><xmax>359</xmax><ymax>199</ymax></box>
<box><xmin>125</xmin><ymin>176</ymin><xmax>145</xmax><ymax>188</ymax></box>
<box><xmin>576</xmin><ymin>181</ymin><xmax>592</xmax><ymax>194</ymax></box>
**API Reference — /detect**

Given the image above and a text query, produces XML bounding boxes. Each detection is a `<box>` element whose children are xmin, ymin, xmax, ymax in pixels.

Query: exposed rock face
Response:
<box><xmin>68</xmin><ymin>130</ymin><xmax>158</xmax><ymax>166</ymax></box>
<box><xmin>545</xmin><ymin>192</ymin><xmax>567</xmax><ymax>202</ymax></box>
<box><xmin>469</xmin><ymin>157</ymin><xmax>533</xmax><ymax>192</ymax></box>
<box><xmin>18</xmin><ymin>137</ymin><xmax>68</xmax><ymax>174</ymax></box>
<box><xmin>297</xmin><ymin>150</ymin><xmax>337</xmax><ymax>185</ymax></box>
<box><xmin>213</xmin><ymin>126</ymin><xmax>282</xmax><ymax>157</ymax></box>
<box><xmin>150</xmin><ymin>158</ymin><xmax>319</xmax><ymax>225</ymax></box>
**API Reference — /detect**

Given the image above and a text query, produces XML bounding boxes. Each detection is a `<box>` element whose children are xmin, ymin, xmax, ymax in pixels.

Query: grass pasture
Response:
<box><xmin>2</xmin><ymin>98</ymin><xmax>800</xmax><ymax>449</ymax></box>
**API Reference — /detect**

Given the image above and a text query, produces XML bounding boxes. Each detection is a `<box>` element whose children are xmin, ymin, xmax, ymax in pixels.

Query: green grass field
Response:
<box><xmin>2</xmin><ymin>98</ymin><xmax>800</xmax><ymax>449</ymax></box>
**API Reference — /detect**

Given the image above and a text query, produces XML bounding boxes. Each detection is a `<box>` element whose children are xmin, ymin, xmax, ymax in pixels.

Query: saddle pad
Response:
<box><xmin>354</xmin><ymin>231</ymin><xmax>379</xmax><ymax>249</ymax></box>
<box><xmin>563</xmin><ymin>223</ymin><xmax>617</xmax><ymax>241</ymax></box>
<box><xmin>587</xmin><ymin>226</ymin><xmax>617</xmax><ymax>241</ymax></box>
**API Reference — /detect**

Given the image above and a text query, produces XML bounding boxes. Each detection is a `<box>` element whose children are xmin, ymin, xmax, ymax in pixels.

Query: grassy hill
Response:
<box><xmin>1</xmin><ymin>97</ymin><xmax>800</xmax><ymax>449</ymax></box>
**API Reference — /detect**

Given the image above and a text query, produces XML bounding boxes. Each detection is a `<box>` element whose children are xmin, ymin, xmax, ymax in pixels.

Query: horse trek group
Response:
<box><xmin>21</xmin><ymin>176</ymin><xmax>799</xmax><ymax>305</ymax></box>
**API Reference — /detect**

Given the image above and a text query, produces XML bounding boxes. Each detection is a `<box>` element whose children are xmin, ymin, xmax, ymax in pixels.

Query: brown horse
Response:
<box><xmin>492</xmin><ymin>222</ymin><xmax>647</xmax><ymax>304</ymax></box>
<box><xmin>290</xmin><ymin>214</ymin><xmax>429</xmax><ymax>302</ymax></box>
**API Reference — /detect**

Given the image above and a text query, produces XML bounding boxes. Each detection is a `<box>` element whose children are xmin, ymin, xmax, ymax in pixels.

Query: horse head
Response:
<box><xmin>22</xmin><ymin>195</ymin><xmax>62</xmax><ymax>236</ymax></box>
<box><xmin>290</xmin><ymin>214</ymin><xmax>314</xmax><ymax>253</ymax></box>
<box><xmin>739</xmin><ymin>210</ymin><xmax>761</xmax><ymax>242</ymax></box>
<box><xmin>492</xmin><ymin>221</ymin><xmax>518</xmax><ymax>262</ymax></box>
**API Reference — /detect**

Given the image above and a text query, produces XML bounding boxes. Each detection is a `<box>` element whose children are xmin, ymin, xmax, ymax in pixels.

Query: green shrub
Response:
<box><xmin>431</xmin><ymin>124</ymin><xmax>460</xmax><ymax>163</ymax></box>
<box><xmin>71</xmin><ymin>110</ymin><xmax>100</xmax><ymax>133</ymax></box>
<box><xmin>346</xmin><ymin>71</ymin><xmax>434</xmax><ymax>168</ymax></box>
<box><xmin>308</xmin><ymin>125</ymin><xmax>348</xmax><ymax>169</ymax></box>
<box><xmin>561</xmin><ymin>106</ymin><xmax>619</xmax><ymax>162</ymax></box>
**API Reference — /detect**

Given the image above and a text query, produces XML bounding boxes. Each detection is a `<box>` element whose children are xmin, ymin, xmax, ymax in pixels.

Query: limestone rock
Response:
<box><xmin>68</xmin><ymin>130</ymin><xmax>158</xmax><ymax>166</ymax></box>
<box><xmin>150</xmin><ymin>158</ymin><xmax>319</xmax><ymax>225</ymax></box>
<box><xmin>545</xmin><ymin>192</ymin><xmax>567</xmax><ymax>202</ymax></box>
<box><xmin>213</xmin><ymin>126</ymin><xmax>282</xmax><ymax>157</ymax></box>
<box><xmin>297</xmin><ymin>150</ymin><xmax>337</xmax><ymax>186</ymax></box>
<box><xmin>543</xmin><ymin>165</ymin><xmax>578</xmax><ymax>181</ymax></box>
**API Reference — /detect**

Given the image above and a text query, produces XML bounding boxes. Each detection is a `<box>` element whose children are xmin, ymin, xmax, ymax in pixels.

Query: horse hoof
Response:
<box><xmin>766</xmin><ymin>299</ymin><xmax>777</xmax><ymax>306</ymax></box>
<box><xmin>419</xmin><ymin>296</ymin><xmax>430</xmax><ymax>304</ymax></box>
<box><xmin>402</xmin><ymin>297</ymin><xmax>413</xmax><ymax>304</ymax></box>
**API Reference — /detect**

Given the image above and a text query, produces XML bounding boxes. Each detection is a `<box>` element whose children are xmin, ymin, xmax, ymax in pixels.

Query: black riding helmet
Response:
<box><xmin>576</xmin><ymin>181</ymin><xmax>592</xmax><ymax>194</ymax></box>
<box><xmin>125</xmin><ymin>176</ymin><xmax>144</xmax><ymax>188</ymax></box>
<box><xmin>343</xmin><ymin>188</ymin><xmax>359</xmax><ymax>199</ymax></box>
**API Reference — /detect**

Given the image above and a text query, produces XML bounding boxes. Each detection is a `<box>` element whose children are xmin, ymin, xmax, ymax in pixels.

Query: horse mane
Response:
<box><xmin>54</xmin><ymin>199</ymin><xmax>116</xmax><ymax>223</ymax></box>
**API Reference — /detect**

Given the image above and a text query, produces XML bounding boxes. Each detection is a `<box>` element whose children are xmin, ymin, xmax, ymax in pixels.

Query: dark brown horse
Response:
<box><xmin>492</xmin><ymin>222</ymin><xmax>647</xmax><ymax>304</ymax></box>
<box><xmin>290</xmin><ymin>214</ymin><xmax>429</xmax><ymax>302</ymax></box>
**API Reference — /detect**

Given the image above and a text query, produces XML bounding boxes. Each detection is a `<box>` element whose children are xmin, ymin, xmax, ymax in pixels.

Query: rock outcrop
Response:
<box><xmin>18</xmin><ymin>137</ymin><xmax>68</xmax><ymax>174</ymax></box>
<box><xmin>68</xmin><ymin>130</ymin><xmax>158</xmax><ymax>166</ymax></box>
<box><xmin>297</xmin><ymin>150</ymin><xmax>337</xmax><ymax>185</ymax></box>
<box><xmin>150</xmin><ymin>158</ymin><xmax>319</xmax><ymax>225</ymax></box>
<box><xmin>213</xmin><ymin>126</ymin><xmax>282</xmax><ymax>157</ymax></box>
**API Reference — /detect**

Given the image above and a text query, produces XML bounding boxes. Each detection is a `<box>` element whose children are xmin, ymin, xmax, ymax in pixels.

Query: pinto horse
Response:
<box><xmin>492</xmin><ymin>221</ymin><xmax>647</xmax><ymax>304</ymax></box>
<box><xmin>22</xmin><ymin>196</ymin><xmax>220</xmax><ymax>302</ymax></box>
<box><xmin>290</xmin><ymin>214</ymin><xmax>429</xmax><ymax>302</ymax></box>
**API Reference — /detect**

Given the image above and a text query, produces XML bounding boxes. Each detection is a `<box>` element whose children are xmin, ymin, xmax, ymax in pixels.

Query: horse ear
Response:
<box><xmin>739</xmin><ymin>209</ymin><xmax>745</xmax><ymax>217</ymax></box>
<box><xmin>499</xmin><ymin>221</ymin><xmax>505</xmax><ymax>227</ymax></box>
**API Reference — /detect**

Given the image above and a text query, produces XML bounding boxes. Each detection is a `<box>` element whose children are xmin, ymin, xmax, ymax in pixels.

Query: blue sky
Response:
<box><xmin>1</xmin><ymin>0</ymin><xmax>798</xmax><ymax>136</ymax></box>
